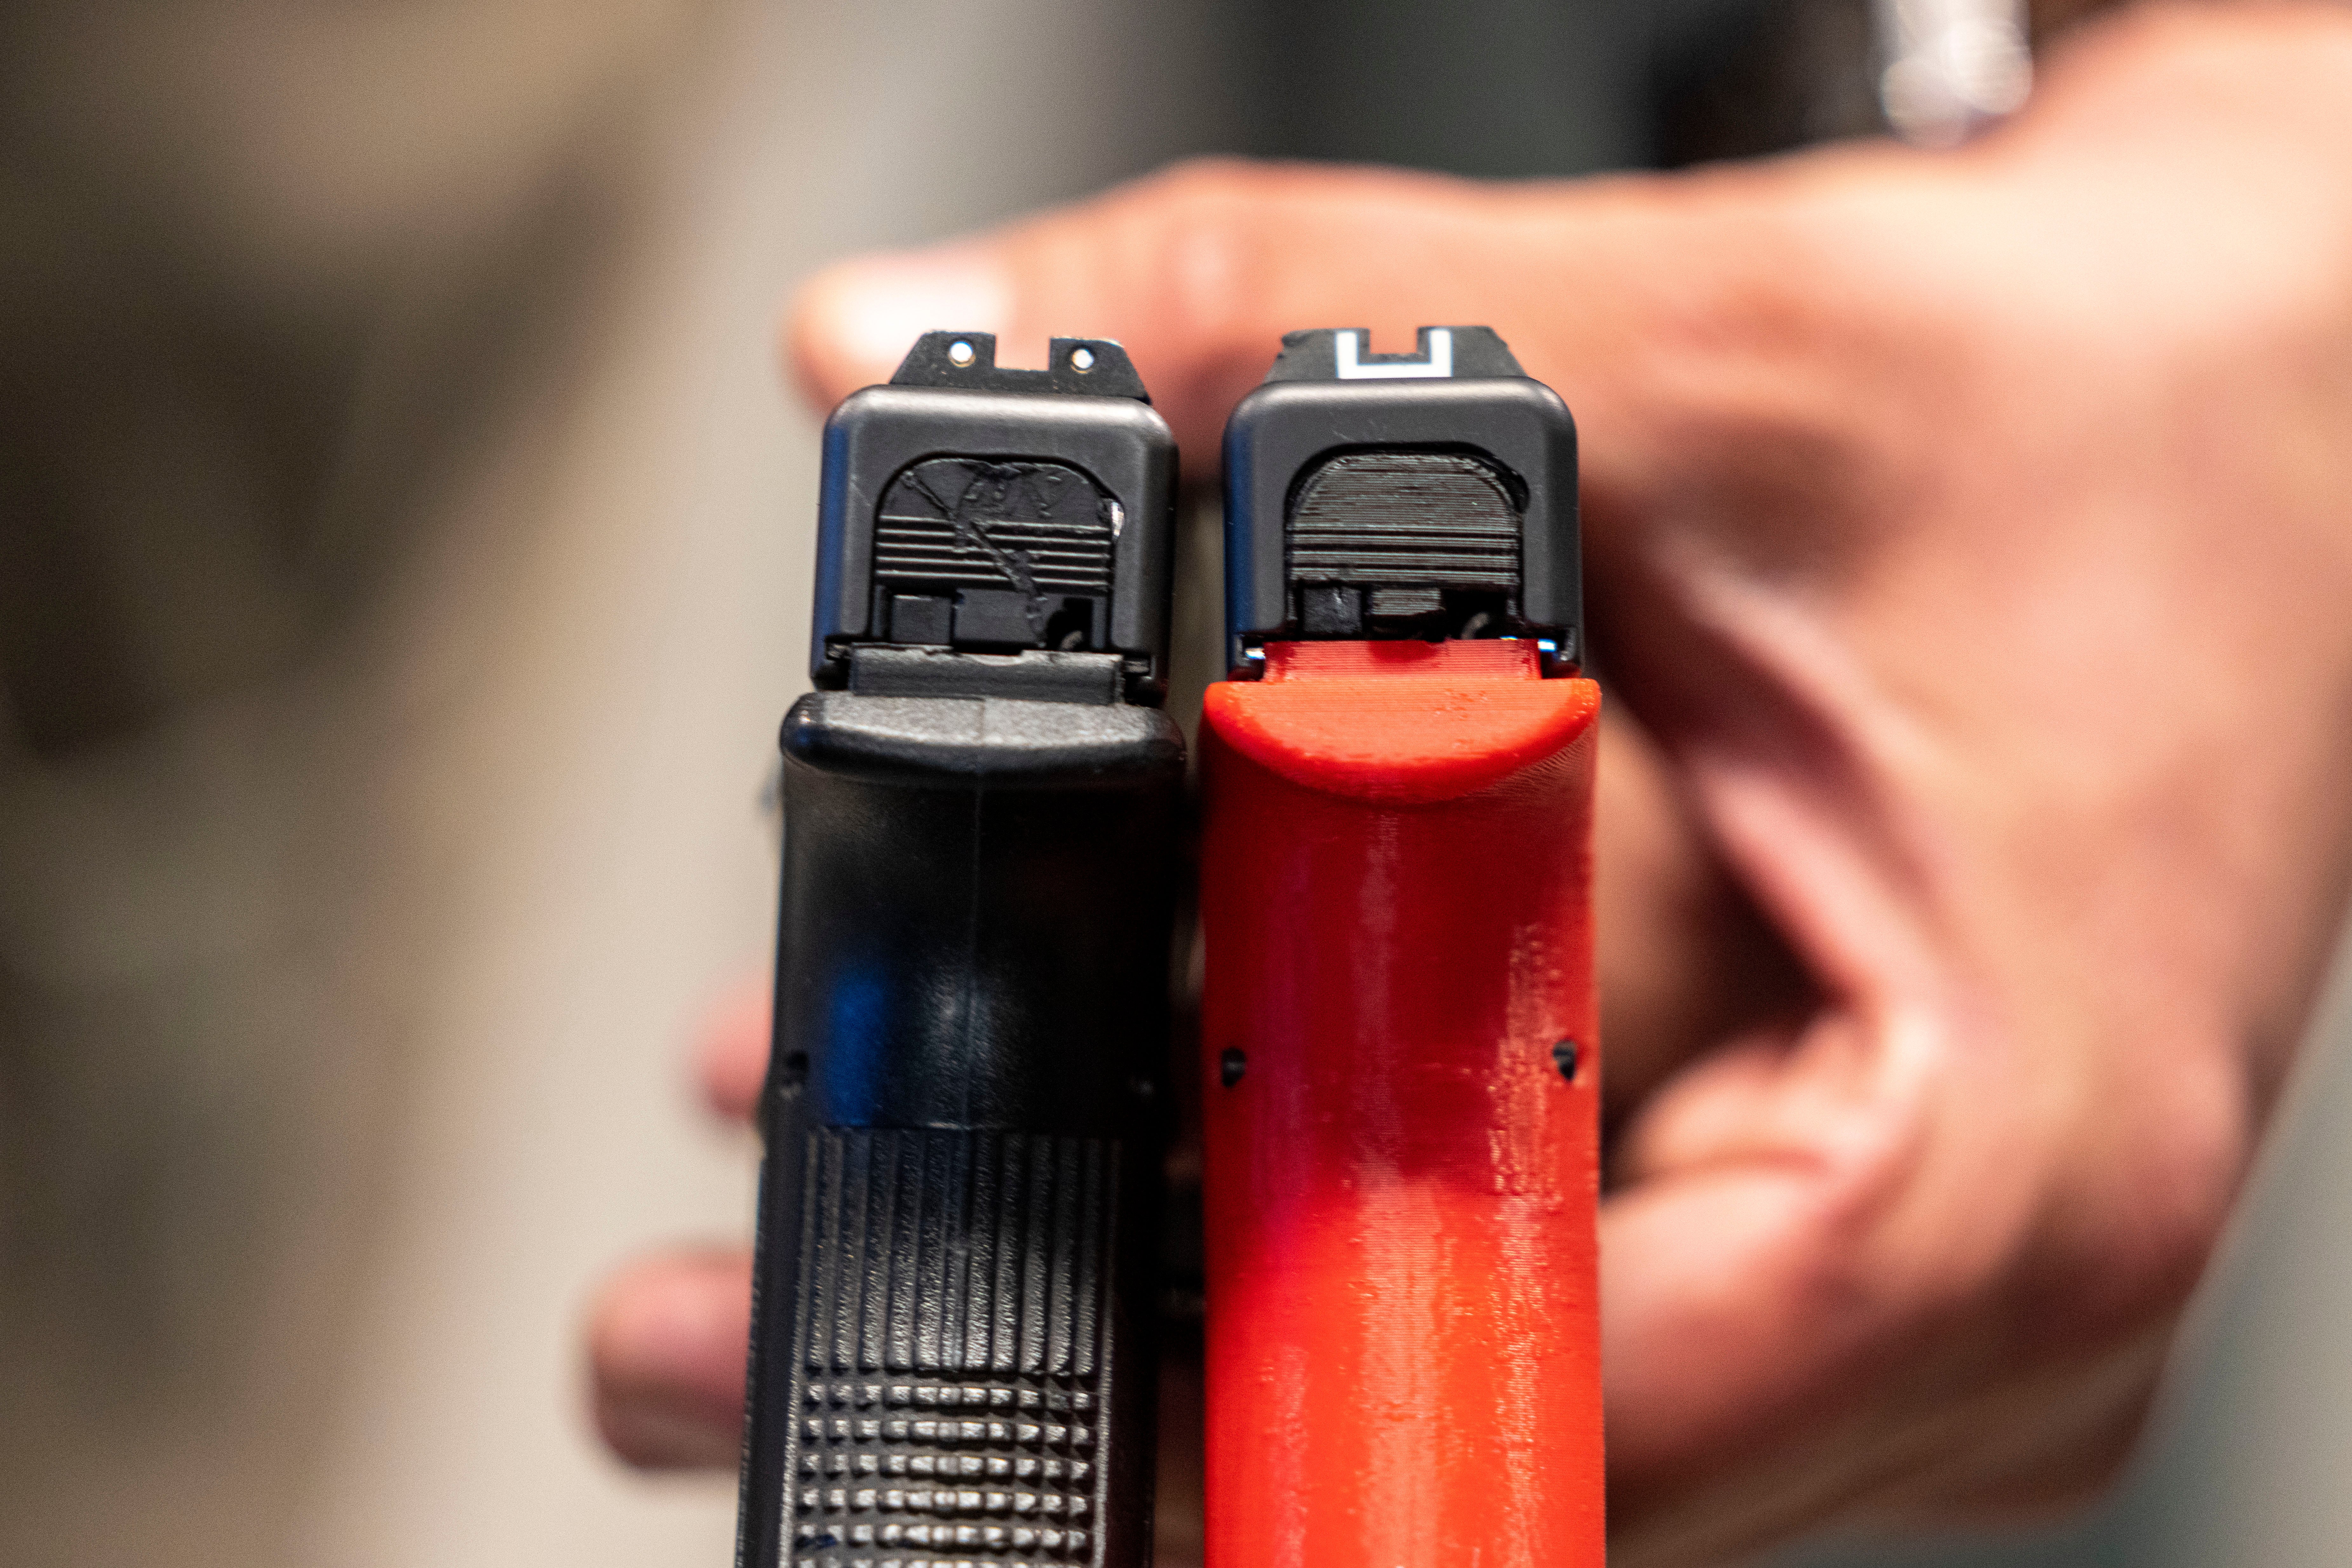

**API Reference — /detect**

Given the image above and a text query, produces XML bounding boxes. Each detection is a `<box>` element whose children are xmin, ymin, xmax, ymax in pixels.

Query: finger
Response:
<box><xmin>698</xmin><ymin>973</ymin><xmax>772</xmax><ymax>1126</ymax></box>
<box><xmin>586</xmin><ymin>1249</ymin><xmax>752</xmax><ymax>1470</ymax></box>
<box><xmin>1594</xmin><ymin>704</ymin><xmax>1813</xmax><ymax>1132</ymax></box>
<box><xmin>1600</xmin><ymin>1000</ymin><xmax>2018</xmax><ymax>1562</ymax></box>
<box><xmin>1592</xmin><ymin>594</ymin><xmax>1997</xmax><ymax>1554</ymax></box>
<box><xmin>1598</xmin><ymin>1007</ymin><xmax>2191</xmax><ymax>1563</ymax></box>
<box><xmin>782</xmin><ymin>158</ymin><xmax>1783</xmax><ymax>464</ymax></box>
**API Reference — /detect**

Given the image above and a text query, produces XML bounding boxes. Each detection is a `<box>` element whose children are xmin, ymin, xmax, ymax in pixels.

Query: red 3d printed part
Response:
<box><xmin>1200</xmin><ymin>637</ymin><xmax>1603</xmax><ymax>1568</ymax></box>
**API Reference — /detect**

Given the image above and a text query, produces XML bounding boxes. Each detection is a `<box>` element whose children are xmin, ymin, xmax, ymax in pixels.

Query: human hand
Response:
<box><xmin>589</xmin><ymin>5</ymin><xmax>2352</xmax><ymax>1561</ymax></box>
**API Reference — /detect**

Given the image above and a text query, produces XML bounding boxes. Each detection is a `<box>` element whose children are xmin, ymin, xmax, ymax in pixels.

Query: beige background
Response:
<box><xmin>0</xmin><ymin>2</ymin><xmax>1227</xmax><ymax>1561</ymax></box>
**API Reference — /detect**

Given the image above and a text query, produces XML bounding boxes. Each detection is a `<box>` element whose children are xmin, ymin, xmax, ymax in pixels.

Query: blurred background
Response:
<box><xmin>3</xmin><ymin>2</ymin><xmax>2347</xmax><ymax>1565</ymax></box>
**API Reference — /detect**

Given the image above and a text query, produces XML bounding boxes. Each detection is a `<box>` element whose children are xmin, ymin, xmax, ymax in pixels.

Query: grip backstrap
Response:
<box><xmin>755</xmin><ymin>1127</ymin><xmax>1142</xmax><ymax>1568</ymax></box>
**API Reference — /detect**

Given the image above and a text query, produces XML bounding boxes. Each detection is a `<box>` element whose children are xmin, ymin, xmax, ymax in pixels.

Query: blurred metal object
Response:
<box><xmin>1874</xmin><ymin>0</ymin><xmax>2033</xmax><ymax>145</ymax></box>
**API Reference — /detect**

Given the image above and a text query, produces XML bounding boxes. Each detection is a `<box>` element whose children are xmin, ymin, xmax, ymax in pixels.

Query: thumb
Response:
<box><xmin>784</xmin><ymin>158</ymin><xmax>1750</xmax><ymax>462</ymax></box>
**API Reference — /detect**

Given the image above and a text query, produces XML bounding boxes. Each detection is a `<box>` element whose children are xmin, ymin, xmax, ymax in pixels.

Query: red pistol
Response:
<box><xmin>1199</xmin><ymin>327</ymin><xmax>1603</xmax><ymax>1568</ymax></box>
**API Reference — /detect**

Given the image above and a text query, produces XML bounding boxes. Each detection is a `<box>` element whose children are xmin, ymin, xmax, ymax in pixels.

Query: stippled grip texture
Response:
<box><xmin>770</xmin><ymin>1128</ymin><xmax>1129</xmax><ymax>1568</ymax></box>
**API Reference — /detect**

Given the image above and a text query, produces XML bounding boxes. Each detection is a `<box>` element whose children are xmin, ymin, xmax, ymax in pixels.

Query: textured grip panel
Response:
<box><xmin>784</xmin><ymin>1128</ymin><xmax>1120</xmax><ymax>1568</ymax></box>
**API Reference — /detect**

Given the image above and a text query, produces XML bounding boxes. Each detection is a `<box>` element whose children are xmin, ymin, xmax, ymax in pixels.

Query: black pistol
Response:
<box><xmin>737</xmin><ymin>332</ymin><xmax>1181</xmax><ymax>1568</ymax></box>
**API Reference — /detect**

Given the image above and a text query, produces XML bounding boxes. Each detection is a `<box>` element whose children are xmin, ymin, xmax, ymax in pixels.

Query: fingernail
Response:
<box><xmin>798</xmin><ymin>245</ymin><xmax>1011</xmax><ymax>388</ymax></box>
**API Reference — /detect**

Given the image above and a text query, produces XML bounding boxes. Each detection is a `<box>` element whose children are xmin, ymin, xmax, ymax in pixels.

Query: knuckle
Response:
<box><xmin>1128</xmin><ymin>161</ymin><xmax>1282</xmax><ymax>338</ymax></box>
<box><xmin>1076</xmin><ymin>159</ymin><xmax>1296</xmax><ymax>370</ymax></box>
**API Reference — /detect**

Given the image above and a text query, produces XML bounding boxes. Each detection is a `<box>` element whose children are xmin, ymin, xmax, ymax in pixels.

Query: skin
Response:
<box><xmin>584</xmin><ymin>5</ymin><xmax>2352</xmax><ymax>1562</ymax></box>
